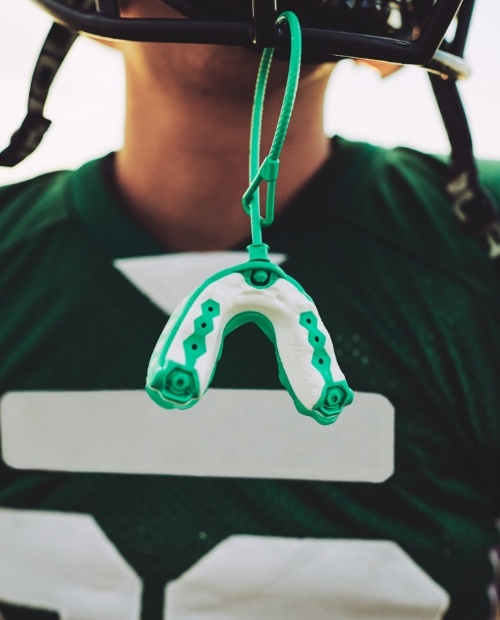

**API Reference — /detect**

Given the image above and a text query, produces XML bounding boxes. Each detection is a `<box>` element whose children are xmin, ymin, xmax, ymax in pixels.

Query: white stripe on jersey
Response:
<box><xmin>1</xmin><ymin>389</ymin><xmax>393</xmax><ymax>481</ymax></box>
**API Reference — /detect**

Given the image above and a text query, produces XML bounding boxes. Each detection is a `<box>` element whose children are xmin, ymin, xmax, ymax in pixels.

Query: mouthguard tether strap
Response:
<box><xmin>146</xmin><ymin>12</ymin><xmax>354</xmax><ymax>423</ymax></box>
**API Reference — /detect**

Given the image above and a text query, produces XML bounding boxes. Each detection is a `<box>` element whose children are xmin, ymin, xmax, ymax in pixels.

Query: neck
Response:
<box><xmin>114</xmin><ymin>48</ymin><xmax>334</xmax><ymax>252</ymax></box>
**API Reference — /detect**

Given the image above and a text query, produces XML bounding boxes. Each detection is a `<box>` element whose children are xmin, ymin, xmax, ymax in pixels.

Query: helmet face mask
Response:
<box><xmin>30</xmin><ymin>0</ymin><xmax>468</xmax><ymax>72</ymax></box>
<box><xmin>163</xmin><ymin>0</ymin><xmax>435</xmax><ymax>42</ymax></box>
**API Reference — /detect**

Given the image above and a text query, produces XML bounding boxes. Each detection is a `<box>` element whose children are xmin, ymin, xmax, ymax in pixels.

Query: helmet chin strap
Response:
<box><xmin>0</xmin><ymin>0</ymin><xmax>95</xmax><ymax>168</ymax></box>
<box><xmin>428</xmin><ymin>0</ymin><xmax>500</xmax><ymax>266</ymax></box>
<box><xmin>429</xmin><ymin>73</ymin><xmax>500</xmax><ymax>263</ymax></box>
<box><xmin>0</xmin><ymin>23</ymin><xmax>77</xmax><ymax>167</ymax></box>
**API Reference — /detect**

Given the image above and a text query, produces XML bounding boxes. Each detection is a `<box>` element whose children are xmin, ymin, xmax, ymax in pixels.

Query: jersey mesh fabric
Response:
<box><xmin>0</xmin><ymin>137</ymin><xmax>499</xmax><ymax>620</ymax></box>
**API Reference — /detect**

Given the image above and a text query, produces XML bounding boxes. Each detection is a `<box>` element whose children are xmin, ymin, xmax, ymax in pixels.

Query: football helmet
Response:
<box><xmin>1</xmin><ymin>0</ymin><xmax>499</xmax><ymax>260</ymax></box>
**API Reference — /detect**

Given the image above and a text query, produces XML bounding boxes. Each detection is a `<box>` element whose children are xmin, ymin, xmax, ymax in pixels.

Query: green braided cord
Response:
<box><xmin>250</xmin><ymin>47</ymin><xmax>274</xmax><ymax>191</ymax></box>
<box><xmin>268</xmin><ymin>13</ymin><xmax>302</xmax><ymax>161</ymax></box>
<box><xmin>243</xmin><ymin>11</ymin><xmax>302</xmax><ymax>251</ymax></box>
<box><xmin>249</xmin><ymin>47</ymin><xmax>274</xmax><ymax>246</ymax></box>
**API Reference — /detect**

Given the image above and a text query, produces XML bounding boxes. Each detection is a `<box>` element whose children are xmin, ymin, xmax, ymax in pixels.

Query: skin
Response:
<box><xmin>109</xmin><ymin>0</ymin><xmax>336</xmax><ymax>251</ymax></box>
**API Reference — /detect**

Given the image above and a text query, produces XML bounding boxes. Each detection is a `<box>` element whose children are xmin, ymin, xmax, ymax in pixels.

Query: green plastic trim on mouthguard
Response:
<box><xmin>146</xmin><ymin>11</ymin><xmax>354</xmax><ymax>424</ymax></box>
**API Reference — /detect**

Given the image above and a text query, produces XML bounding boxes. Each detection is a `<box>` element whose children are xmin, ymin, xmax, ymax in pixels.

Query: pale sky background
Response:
<box><xmin>0</xmin><ymin>0</ymin><xmax>499</xmax><ymax>185</ymax></box>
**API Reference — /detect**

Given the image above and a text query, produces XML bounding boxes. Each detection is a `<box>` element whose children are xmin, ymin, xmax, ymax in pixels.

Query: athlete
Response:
<box><xmin>0</xmin><ymin>1</ymin><xmax>499</xmax><ymax>619</ymax></box>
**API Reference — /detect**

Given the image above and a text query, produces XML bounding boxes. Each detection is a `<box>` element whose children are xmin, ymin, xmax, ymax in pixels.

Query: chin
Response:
<box><xmin>119</xmin><ymin>0</ymin><xmax>183</xmax><ymax>19</ymax></box>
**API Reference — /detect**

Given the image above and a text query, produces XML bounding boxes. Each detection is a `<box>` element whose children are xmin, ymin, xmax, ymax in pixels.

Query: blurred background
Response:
<box><xmin>0</xmin><ymin>0</ymin><xmax>499</xmax><ymax>185</ymax></box>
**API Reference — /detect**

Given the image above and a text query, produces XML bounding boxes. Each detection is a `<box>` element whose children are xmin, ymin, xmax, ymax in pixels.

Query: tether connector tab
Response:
<box><xmin>242</xmin><ymin>156</ymin><xmax>280</xmax><ymax>227</ymax></box>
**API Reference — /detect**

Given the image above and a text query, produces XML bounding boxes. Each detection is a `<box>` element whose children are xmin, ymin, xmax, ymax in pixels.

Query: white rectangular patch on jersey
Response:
<box><xmin>1</xmin><ymin>390</ymin><xmax>393</xmax><ymax>482</ymax></box>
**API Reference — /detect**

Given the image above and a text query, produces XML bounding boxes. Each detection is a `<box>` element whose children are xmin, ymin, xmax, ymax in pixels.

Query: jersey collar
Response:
<box><xmin>69</xmin><ymin>153</ymin><xmax>165</xmax><ymax>259</ymax></box>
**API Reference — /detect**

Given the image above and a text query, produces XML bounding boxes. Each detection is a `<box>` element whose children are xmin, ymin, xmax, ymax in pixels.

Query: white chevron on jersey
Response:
<box><xmin>114</xmin><ymin>251</ymin><xmax>287</xmax><ymax>315</ymax></box>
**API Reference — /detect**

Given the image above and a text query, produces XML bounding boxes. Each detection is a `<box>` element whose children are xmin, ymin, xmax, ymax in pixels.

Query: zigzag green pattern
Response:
<box><xmin>299</xmin><ymin>311</ymin><xmax>333</xmax><ymax>384</ymax></box>
<box><xmin>182</xmin><ymin>299</ymin><xmax>221</xmax><ymax>369</ymax></box>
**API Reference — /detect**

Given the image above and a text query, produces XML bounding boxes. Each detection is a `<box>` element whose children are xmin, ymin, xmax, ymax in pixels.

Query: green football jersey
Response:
<box><xmin>0</xmin><ymin>137</ymin><xmax>499</xmax><ymax>620</ymax></box>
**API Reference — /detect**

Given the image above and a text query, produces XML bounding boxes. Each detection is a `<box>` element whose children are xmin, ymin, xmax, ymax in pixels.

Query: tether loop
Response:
<box><xmin>242</xmin><ymin>11</ymin><xmax>302</xmax><ymax>257</ymax></box>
